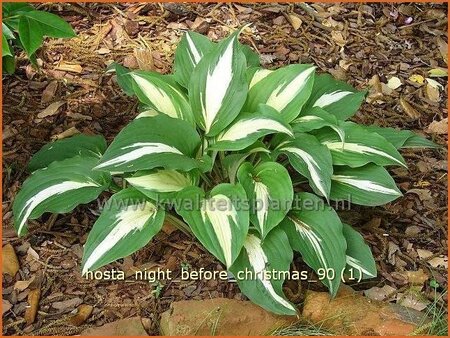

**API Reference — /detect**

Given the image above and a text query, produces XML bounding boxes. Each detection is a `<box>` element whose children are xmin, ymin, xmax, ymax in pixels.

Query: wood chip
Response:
<box><xmin>52</xmin><ymin>297</ymin><xmax>83</xmax><ymax>311</ymax></box>
<box><xmin>2</xmin><ymin>299</ymin><xmax>12</xmax><ymax>315</ymax></box>
<box><xmin>37</xmin><ymin>101</ymin><xmax>65</xmax><ymax>119</ymax></box>
<box><xmin>2</xmin><ymin>244</ymin><xmax>20</xmax><ymax>276</ymax></box>
<box><xmin>400</xmin><ymin>97</ymin><xmax>421</xmax><ymax>119</ymax></box>
<box><xmin>55</xmin><ymin>62</ymin><xmax>83</xmax><ymax>73</ymax></box>
<box><xmin>287</xmin><ymin>13</ymin><xmax>302</xmax><ymax>30</ymax></box>
<box><xmin>14</xmin><ymin>276</ymin><xmax>35</xmax><ymax>292</ymax></box>
<box><xmin>134</xmin><ymin>47</ymin><xmax>154</xmax><ymax>71</ymax></box>
<box><xmin>67</xmin><ymin>304</ymin><xmax>94</xmax><ymax>326</ymax></box>
<box><xmin>24</xmin><ymin>288</ymin><xmax>40</xmax><ymax>325</ymax></box>
<box><xmin>41</xmin><ymin>80</ymin><xmax>58</xmax><ymax>103</ymax></box>
<box><xmin>426</xmin><ymin>118</ymin><xmax>448</xmax><ymax>134</ymax></box>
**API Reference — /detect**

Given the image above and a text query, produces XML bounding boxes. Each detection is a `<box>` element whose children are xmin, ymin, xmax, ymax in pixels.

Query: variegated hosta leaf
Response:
<box><xmin>189</xmin><ymin>30</ymin><xmax>248</xmax><ymax>136</ymax></box>
<box><xmin>314</xmin><ymin>123</ymin><xmax>407</xmax><ymax>168</ymax></box>
<box><xmin>247</xmin><ymin>67</ymin><xmax>273</xmax><ymax>90</ymax></box>
<box><xmin>223</xmin><ymin>141</ymin><xmax>270</xmax><ymax>184</ymax></box>
<box><xmin>229</xmin><ymin>229</ymin><xmax>297</xmax><ymax>316</ymax></box>
<box><xmin>275</xmin><ymin>134</ymin><xmax>333</xmax><ymax>200</ymax></box>
<box><xmin>245</xmin><ymin>64</ymin><xmax>316</xmax><ymax>122</ymax></box>
<box><xmin>125</xmin><ymin>169</ymin><xmax>198</xmax><ymax>200</ymax></box>
<box><xmin>291</xmin><ymin>107</ymin><xmax>344</xmax><ymax>142</ymax></box>
<box><xmin>82</xmin><ymin>188</ymin><xmax>164</xmax><ymax>274</ymax></box>
<box><xmin>342</xmin><ymin>223</ymin><xmax>377</xmax><ymax>280</ymax></box>
<box><xmin>363</xmin><ymin>125</ymin><xmax>438</xmax><ymax>149</ymax></box>
<box><xmin>176</xmin><ymin>184</ymin><xmax>249</xmax><ymax>268</ymax></box>
<box><xmin>13</xmin><ymin>156</ymin><xmax>111</xmax><ymax>236</ymax></box>
<box><xmin>173</xmin><ymin>31</ymin><xmax>214</xmax><ymax>88</ymax></box>
<box><xmin>303</xmin><ymin>73</ymin><xmax>366</xmax><ymax>121</ymax></box>
<box><xmin>330</xmin><ymin>164</ymin><xmax>402</xmax><ymax>206</ymax></box>
<box><xmin>28</xmin><ymin>134</ymin><xmax>107</xmax><ymax>172</ymax></box>
<box><xmin>135</xmin><ymin>107</ymin><xmax>159</xmax><ymax>119</ymax></box>
<box><xmin>210</xmin><ymin>105</ymin><xmax>293</xmax><ymax>151</ymax></box>
<box><xmin>240</xmin><ymin>44</ymin><xmax>260</xmax><ymax>68</ymax></box>
<box><xmin>106</xmin><ymin>62</ymin><xmax>134</xmax><ymax>96</ymax></box>
<box><xmin>237</xmin><ymin>161</ymin><xmax>293</xmax><ymax>239</ymax></box>
<box><xmin>130</xmin><ymin>72</ymin><xmax>194</xmax><ymax>125</ymax></box>
<box><xmin>281</xmin><ymin>192</ymin><xmax>347</xmax><ymax>296</ymax></box>
<box><xmin>94</xmin><ymin>114</ymin><xmax>203</xmax><ymax>173</ymax></box>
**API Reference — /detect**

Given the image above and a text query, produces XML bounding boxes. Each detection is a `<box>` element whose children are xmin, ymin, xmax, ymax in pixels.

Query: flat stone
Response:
<box><xmin>81</xmin><ymin>317</ymin><xmax>148</xmax><ymax>336</ymax></box>
<box><xmin>160</xmin><ymin>298</ymin><xmax>297</xmax><ymax>336</ymax></box>
<box><xmin>302</xmin><ymin>285</ymin><xmax>428</xmax><ymax>335</ymax></box>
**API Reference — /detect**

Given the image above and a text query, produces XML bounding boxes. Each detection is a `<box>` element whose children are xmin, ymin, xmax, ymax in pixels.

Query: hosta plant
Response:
<box><xmin>13</xmin><ymin>27</ymin><xmax>437</xmax><ymax>315</ymax></box>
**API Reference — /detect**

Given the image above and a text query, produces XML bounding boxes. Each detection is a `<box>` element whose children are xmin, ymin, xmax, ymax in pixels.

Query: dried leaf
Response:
<box><xmin>425</xmin><ymin>82</ymin><xmax>440</xmax><ymax>102</ymax></box>
<box><xmin>331</xmin><ymin>30</ymin><xmax>346</xmax><ymax>47</ymax></box>
<box><xmin>428</xmin><ymin>68</ymin><xmax>448</xmax><ymax>77</ymax></box>
<box><xmin>406</xmin><ymin>269</ymin><xmax>429</xmax><ymax>286</ymax></box>
<box><xmin>287</xmin><ymin>13</ymin><xmax>302</xmax><ymax>30</ymax></box>
<box><xmin>436</xmin><ymin>36</ymin><xmax>448</xmax><ymax>64</ymax></box>
<box><xmin>409</xmin><ymin>74</ymin><xmax>425</xmax><ymax>84</ymax></box>
<box><xmin>364</xmin><ymin>285</ymin><xmax>396</xmax><ymax>301</ymax></box>
<box><xmin>24</xmin><ymin>288</ymin><xmax>41</xmax><ymax>325</ymax></box>
<box><xmin>2</xmin><ymin>244</ymin><xmax>20</xmax><ymax>276</ymax></box>
<box><xmin>400</xmin><ymin>97</ymin><xmax>420</xmax><ymax>119</ymax></box>
<box><xmin>397</xmin><ymin>292</ymin><xmax>430</xmax><ymax>311</ymax></box>
<box><xmin>387</xmin><ymin>76</ymin><xmax>402</xmax><ymax>89</ymax></box>
<box><xmin>51</xmin><ymin>127</ymin><xmax>80</xmax><ymax>140</ymax></box>
<box><xmin>41</xmin><ymin>81</ymin><xmax>58</xmax><ymax>104</ymax></box>
<box><xmin>134</xmin><ymin>47</ymin><xmax>154</xmax><ymax>71</ymax></box>
<box><xmin>67</xmin><ymin>304</ymin><xmax>94</xmax><ymax>326</ymax></box>
<box><xmin>55</xmin><ymin>62</ymin><xmax>83</xmax><ymax>73</ymax></box>
<box><xmin>52</xmin><ymin>297</ymin><xmax>83</xmax><ymax>311</ymax></box>
<box><xmin>426</xmin><ymin>118</ymin><xmax>448</xmax><ymax>134</ymax></box>
<box><xmin>2</xmin><ymin>299</ymin><xmax>12</xmax><ymax>315</ymax></box>
<box><xmin>14</xmin><ymin>276</ymin><xmax>35</xmax><ymax>291</ymax></box>
<box><xmin>37</xmin><ymin>101</ymin><xmax>65</xmax><ymax>119</ymax></box>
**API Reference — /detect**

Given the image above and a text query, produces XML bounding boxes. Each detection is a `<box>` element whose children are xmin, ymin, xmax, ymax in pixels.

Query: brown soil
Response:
<box><xmin>2</xmin><ymin>2</ymin><xmax>448</xmax><ymax>336</ymax></box>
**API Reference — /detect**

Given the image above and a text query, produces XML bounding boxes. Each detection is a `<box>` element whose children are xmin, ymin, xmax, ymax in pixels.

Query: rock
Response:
<box><xmin>302</xmin><ymin>285</ymin><xmax>428</xmax><ymax>335</ymax></box>
<box><xmin>160</xmin><ymin>298</ymin><xmax>297</xmax><ymax>335</ymax></box>
<box><xmin>81</xmin><ymin>317</ymin><xmax>148</xmax><ymax>336</ymax></box>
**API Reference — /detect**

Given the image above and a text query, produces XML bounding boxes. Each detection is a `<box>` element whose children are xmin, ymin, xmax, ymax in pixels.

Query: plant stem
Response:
<box><xmin>165</xmin><ymin>213</ymin><xmax>192</xmax><ymax>236</ymax></box>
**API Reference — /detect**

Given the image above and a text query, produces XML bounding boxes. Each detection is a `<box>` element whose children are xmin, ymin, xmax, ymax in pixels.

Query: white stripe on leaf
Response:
<box><xmin>94</xmin><ymin>142</ymin><xmax>182</xmax><ymax>169</ymax></box>
<box><xmin>201</xmin><ymin>194</ymin><xmax>238</xmax><ymax>267</ymax></box>
<box><xmin>313</xmin><ymin>90</ymin><xmax>353</xmax><ymax>108</ymax></box>
<box><xmin>281</xmin><ymin>147</ymin><xmax>328</xmax><ymax>198</ymax></box>
<box><xmin>324</xmin><ymin>141</ymin><xmax>406</xmax><ymax>167</ymax></box>
<box><xmin>346</xmin><ymin>255</ymin><xmax>376</xmax><ymax>277</ymax></box>
<box><xmin>202</xmin><ymin>37</ymin><xmax>235</xmax><ymax>133</ymax></box>
<box><xmin>249</xmin><ymin>69</ymin><xmax>273</xmax><ymax>89</ymax></box>
<box><xmin>218</xmin><ymin>117</ymin><xmax>293</xmax><ymax>142</ymax></box>
<box><xmin>82</xmin><ymin>201</ymin><xmax>157</xmax><ymax>274</ymax></box>
<box><xmin>332</xmin><ymin>175</ymin><xmax>401</xmax><ymax>196</ymax></box>
<box><xmin>254</xmin><ymin>181</ymin><xmax>270</xmax><ymax>231</ymax></box>
<box><xmin>126</xmin><ymin>170</ymin><xmax>191</xmax><ymax>192</ymax></box>
<box><xmin>290</xmin><ymin>217</ymin><xmax>333</xmax><ymax>295</ymax></box>
<box><xmin>244</xmin><ymin>234</ymin><xmax>296</xmax><ymax>312</ymax></box>
<box><xmin>17</xmin><ymin>181</ymin><xmax>100</xmax><ymax>235</ymax></box>
<box><xmin>186</xmin><ymin>32</ymin><xmax>202</xmax><ymax>65</ymax></box>
<box><xmin>135</xmin><ymin>109</ymin><xmax>159</xmax><ymax>119</ymax></box>
<box><xmin>131</xmin><ymin>74</ymin><xmax>179</xmax><ymax>118</ymax></box>
<box><xmin>266</xmin><ymin>67</ymin><xmax>315</xmax><ymax>112</ymax></box>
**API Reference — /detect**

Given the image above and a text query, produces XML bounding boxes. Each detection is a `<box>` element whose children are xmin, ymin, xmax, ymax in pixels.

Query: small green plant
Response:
<box><xmin>2</xmin><ymin>2</ymin><xmax>75</xmax><ymax>73</ymax></box>
<box><xmin>12</xmin><ymin>27</ymin><xmax>437</xmax><ymax>315</ymax></box>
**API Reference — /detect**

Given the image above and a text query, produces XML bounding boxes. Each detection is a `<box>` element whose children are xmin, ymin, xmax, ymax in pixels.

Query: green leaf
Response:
<box><xmin>22</xmin><ymin>10</ymin><xmax>75</xmax><ymax>38</ymax></box>
<box><xmin>314</xmin><ymin>122</ymin><xmax>407</xmax><ymax>168</ymax></box>
<box><xmin>291</xmin><ymin>107</ymin><xmax>345</xmax><ymax>142</ymax></box>
<box><xmin>245</xmin><ymin>64</ymin><xmax>315</xmax><ymax>123</ymax></box>
<box><xmin>126</xmin><ymin>169</ymin><xmax>198</xmax><ymax>200</ymax></box>
<box><xmin>2</xmin><ymin>33</ymin><xmax>12</xmax><ymax>57</ymax></box>
<box><xmin>13</xmin><ymin>156</ymin><xmax>111</xmax><ymax>236</ymax></box>
<box><xmin>237</xmin><ymin>161</ymin><xmax>293</xmax><ymax>239</ymax></box>
<box><xmin>342</xmin><ymin>223</ymin><xmax>377</xmax><ymax>280</ymax></box>
<box><xmin>303</xmin><ymin>73</ymin><xmax>366</xmax><ymax>120</ymax></box>
<box><xmin>364</xmin><ymin>125</ymin><xmax>438</xmax><ymax>149</ymax></box>
<box><xmin>3</xmin><ymin>3</ymin><xmax>33</xmax><ymax>17</ymax></box>
<box><xmin>247</xmin><ymin>67</ymin><xmax>273</xmax><ymax>89</ymax></box>
<box><xmin>240</xmin><ymin>44</ymin><xmax>260</xmax><ymax>67</ymax></box>
<box><xmin>2</xmin><ymin>55</ymin><xmax>15</xmax><ymax>74</ymax></box>
<box><xmin>176</xmin><ymin>183</ymin><xmax>249</xmax><ymax>268</ymax></box>
<box><xmin>18</xmin><ymin>15</ymin><xmax>43</xmax><ymax>56</ymax></box>
<box><xmin>130</xmin><ymin>71</ymin><xmax>195</xmax><ymax>125</ymax></box>
<box><xmin>210</xmin><ymin>104</ymin><xmax>293</xmax><ymax>151</ymax></box>
<box><xmin>28</xmin><ymin>134</ymin><xmax>107</xmax><ymax>172</ymax></box>
<box><xmin>173</xmin><ymin>31</ymin><xmax>214</xmax><ymax>88</ymax></box>
<box><xmin>275</xmin><ymin>134</ymin><xmax>333</xmax><ymax>200</ymax></box>
<box><xmin>330</xmin><ymin>164</ymin><xmax>402</xmax><ymax>206</ymax></box>
<box><xmin>2</xmin><ymin>23</ymin><xmax>15</xmax><ymax>40</ymax></box>
<box><xmin>189</xmin><ymin>29</ymin><xmax>248</xmax><ymax>136</ymax></box>
<box><xmin>281</xmin><ymin>192</ymin><xmax>347</xmax><ymax>296</ymax></box>
<box><xmin>229</xmin><ymin>229</ymin><xmax>297</xmax><ymax>316</ymax></box>
<box><xmin>81</xmin><ymin>188</ymin><xmax>164</xmax><ymax>274</ymax></box>
<box><xmin>106</xmin><ymin>62</ymin><xmax>134</xmax><ymax>96</ymax></box>
<box><xmin>95</xmin><ymin>114</ymin><xmax>203</xmax><ymax>173</ymax></box>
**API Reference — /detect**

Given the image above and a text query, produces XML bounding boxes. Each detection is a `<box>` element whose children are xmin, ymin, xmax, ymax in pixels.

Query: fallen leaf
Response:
<box><xmin>428</xmin><ymin>68</ymin><xmax>448</xmax><ymax>77</ymax></box>
<box><xmin>55</xmin><ymin>62</ymin><xmax>83</xmax><ymax>73</ymax></box>
<box><xmin>364</xmin><ymin>285</ymin><xmax>397</xmax><ymax>301</ymax></box>
<box><xmin>2</xmin><ymin>244</ymin><xmax>20</xmax><ymax>276</ymax></box>
<box><xmin>52</xmin><ymin>297</ymin><xmax>83</xmax><ymax>311</ymax></box>
<box><xmin>14</xmin><ymin>276</ymin><xmax>35</xmax><ymax>291</ymax></box>
<box><xmin>331</xmin><ymin>30</ymin><xmax>346</xmax><ymax>47</ymax></box>
<box><xmin>67</xmin><ymin>304</ymin><xmax>94</xmax><ymax>326</ymax></box>
<box><xmin>96</xmin><ymin>47</ymin><xmax>111</xmax><ymax>55</ymax></box>
<box><xmin>406</xmin><ymin>269</ymin><xmax>429</xmax><ymax>286</ymax></box>
<box><xmin>409</xmin><ymin>74</ymin><xmax>425</xmax><ymax>84</ymax></box>
<box><xmin>428</xmin><ymin>256</ymin><xmax>448</xmax><ymax>269</ymax></box>
<box><xmin>426</xmin><ymin>118</ymin><xmax>448</xmax><ymax>134</ymax></box>
<box><xmin>287</xmin><ymin>13</ymin><xmax>302</xmax><ymax>30</ymax></box>
<box><xmin>400</xmin><ymin>97</ymin><xmax>420</xmax><ymax>119</ymax></box>
<box><xmin>37</xmin><ymin>101</ymin><xmax>65</xmax><ymax>119</ymax></box>
<box><xmin>387</xmin><ymin>76</ymin><xmax>402</xmax><ymax>89</ymax></box>
<box><xmin>2</xmin><ymin>299</ymin><xmax>12</xmax><ymax>315</ymax></box>
<box><xmin>406</xmin><ymin>188</ymin><xmax>433</xmax><ymax>201</ymax></box>
<box><xmin>51</xmin><ymin>127</ymin><xmax>80</xmax><ymax>140</ymax></box>
<box><xmin>134</xmin><ymin>47</ymin><xmax>154</xmax><ymax>71</ymax></box>
<box><xmin>426</xmin><ymin>78</ymin><xmax>444</xmax><ymax>89</ymax></box>
<box><xmin>397</xmin><ymin>292</ymin><xmax>430</xmax><ymax>311</ymax></box>
<box><xmin>24</xmin><ymin>288</ymin><xmax>40</xmax><ymax>325</ymax></box>
<box><xmin>41</xmin><ymin>80</ymin><xmax>58</xmax><ymax>103</ymax></box>
<box><xmin>436</xmin><ymin>36</ymin><xmax>448</xmax><ymax>64</ymax></box>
